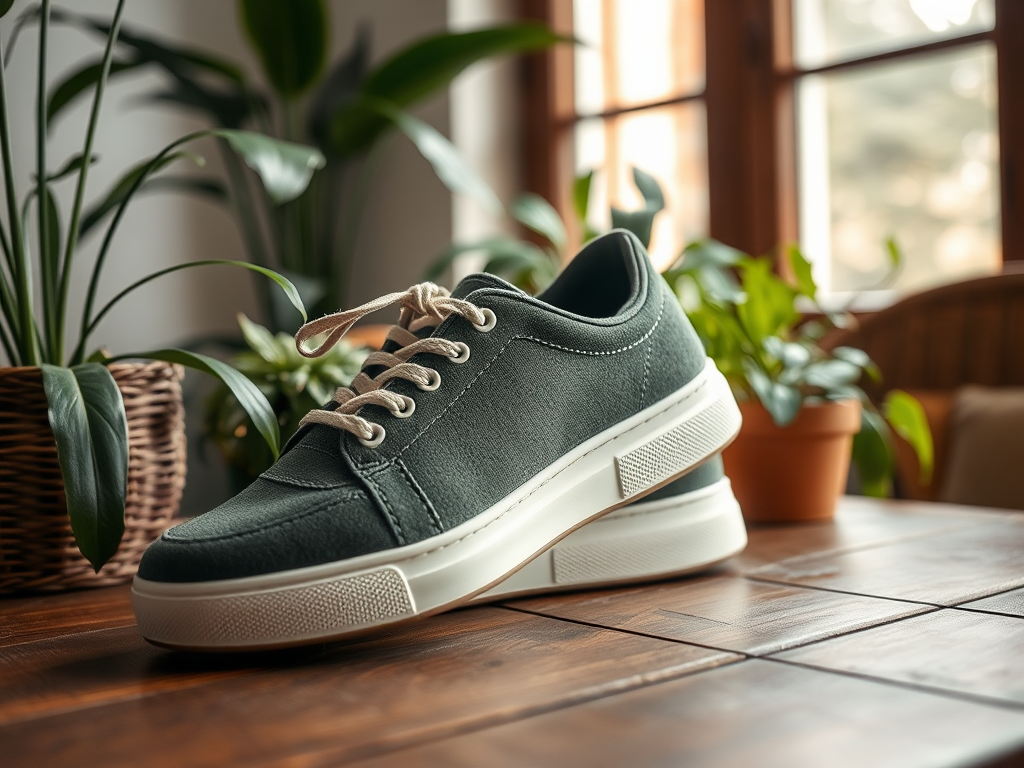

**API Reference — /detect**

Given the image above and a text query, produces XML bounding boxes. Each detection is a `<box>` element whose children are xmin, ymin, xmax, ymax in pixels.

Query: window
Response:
<box><xmin>521</xmin><ymin>0</ymin><xmax>1024</xmax><ymax>298</ymax></box>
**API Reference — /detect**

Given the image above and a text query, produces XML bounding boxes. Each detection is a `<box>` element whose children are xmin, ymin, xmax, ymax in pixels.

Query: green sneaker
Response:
<box><xmin>133</xmin><ymin>231</ymin><xmax>741</xmax><ymax>650</ymax></box>
<box><xmin>476</xmin><ymin>455</ymin><xmax>745</xmax><ymax>601</ymax></box>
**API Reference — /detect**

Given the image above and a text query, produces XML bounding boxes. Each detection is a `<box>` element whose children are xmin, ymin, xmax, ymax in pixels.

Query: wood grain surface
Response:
<box><xmin>749</xmin><ymin>519</ymin><xmax>1024</xmax><ymax>605</ymax></box>
<box><xmin>510</xmin><ymin>575</ymin><xmax>932</xmax><ymax>655</ymax></box>
<box><xmin>4</xmin><ymin>498</ymin><xmax>1024</xmax><ymax>768</ymax></box>
<box><xmin>2</xmin><ymin>606</ymin><xmax>735</xmax><ymax>768</ymax></box>
<box><xmin>775</xmin><ymin>609</ymin><xmax>1024</xmax><ymax>707</ymax></box>
<box><xmin>353</xmin><ymin>660</ymin><xmax>1024</xmax><ymax>768</ymax></box>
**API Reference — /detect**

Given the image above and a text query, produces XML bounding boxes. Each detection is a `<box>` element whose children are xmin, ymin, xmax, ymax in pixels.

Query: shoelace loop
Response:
<box><xmin>294</xmin><ymin>283</ymin><xmax>493</xmax><ymax>446</ymax></box>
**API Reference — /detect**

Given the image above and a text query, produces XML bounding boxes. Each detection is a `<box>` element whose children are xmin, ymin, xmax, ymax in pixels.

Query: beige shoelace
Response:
<box><xmin>294</xmin><ymin>283</ymin><xmax>496</xmax><ymax>447</ymax></box>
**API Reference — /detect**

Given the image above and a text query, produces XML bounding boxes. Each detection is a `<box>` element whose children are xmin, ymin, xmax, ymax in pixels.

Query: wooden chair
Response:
<box><xmin>826</xmin><ymin>268</ymin><xmax>1024</xmax><ymax>505</ymax></box>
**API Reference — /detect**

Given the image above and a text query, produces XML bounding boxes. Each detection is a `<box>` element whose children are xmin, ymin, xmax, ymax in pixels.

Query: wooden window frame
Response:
<box><xmin>520</xmin><ymin>0</ymin><xmax>1024</xmax><ymax>265</ymax></box>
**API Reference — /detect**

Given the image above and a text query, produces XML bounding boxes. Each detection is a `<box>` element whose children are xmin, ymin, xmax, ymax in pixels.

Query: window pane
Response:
<box><xmin>576</xmin><ymin>102</ymin><xmax>708</xmax><ymax>269</ymax></box>
<box><xmin>574</xmin><ymin>0</ymin><xmax>704</xmax><ymax>115</ymax></box>
<box><xmin>798</xmin><ymin>45</ymin><xmax>1000</xmax><ymax>295</ymax></box>
<box><xmin>794</xmin><ymin>0</ymin><xmax>994</xmax><ymax>69</ymax></box>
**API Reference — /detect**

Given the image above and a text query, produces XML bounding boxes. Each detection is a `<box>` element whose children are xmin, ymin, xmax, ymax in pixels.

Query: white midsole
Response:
<box><xmin>475</xmin><ymin>478</ymin><xmax>746</xmax><ymax>601</ymax></box>
<box><xmin>132</xmin><ymin>358</ymin><xmax>741</xmax><ymax>649</ymax></box>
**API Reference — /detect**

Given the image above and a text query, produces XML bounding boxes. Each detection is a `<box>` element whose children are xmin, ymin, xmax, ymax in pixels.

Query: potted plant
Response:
<box><xmin>0</xmin><ymin>0</ymin><xmax>316</xmax><ymax>592</ymax></box>
<box><xmin>664</xmin><ymin>239</ymin><xmax>933</xmax><ymax>522</ymax></box>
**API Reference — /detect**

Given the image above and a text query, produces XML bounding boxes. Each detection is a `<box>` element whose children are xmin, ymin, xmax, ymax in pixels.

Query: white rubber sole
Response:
<box><xmin>132</xmin><ymin>358</ymin><xmax>741</xmax><ymax>650</ymax></box>
<box><xmin>473</xmin><ymin>478</ymin><xmax>746</xmax><ymax>602</ymax></box>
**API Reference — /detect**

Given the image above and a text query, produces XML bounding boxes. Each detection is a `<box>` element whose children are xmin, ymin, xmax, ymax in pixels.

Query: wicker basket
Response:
<box><xmin>0</xmin><ymin>362</ymin><xmax>186</xmax><ymax>594</ymax></box>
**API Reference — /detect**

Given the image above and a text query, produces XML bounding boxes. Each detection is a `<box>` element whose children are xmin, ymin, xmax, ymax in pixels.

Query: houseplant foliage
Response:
<box><xmin>205</xmin><ymin>314</ymin><xmax>366</xmax><ymax>486</ymax></box>
<box><xmin>663</xmin><ymin>239</ymin><xmax>934</xmax><ymax>498</ymax></box>
<box><xmin>22</xmin><ymin>0</ymin><xmax>564</xmax><ymax>329</ymax></box>
<box><xmin>427</xmin><ymin>166</ymin><xmax>666</xmax><ymax>293</ymax></box>
<box><xmin>0</xmin><ymin>0</ymin><xmax>318</xmax><ymax>570</ymax></box>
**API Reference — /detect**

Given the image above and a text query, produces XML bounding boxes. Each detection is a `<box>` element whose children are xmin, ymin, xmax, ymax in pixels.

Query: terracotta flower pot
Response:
<box><xmin>723</xmin><ymin>399</ymin><xmax>861</xmax><ymax>523</ymax></box>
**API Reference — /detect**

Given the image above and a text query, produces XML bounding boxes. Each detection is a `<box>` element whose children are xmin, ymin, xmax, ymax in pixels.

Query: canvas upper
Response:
<box><xmin>138</xmin><ymin>230</ymin><xmax>708</xmax><ymax>584</ymax></box>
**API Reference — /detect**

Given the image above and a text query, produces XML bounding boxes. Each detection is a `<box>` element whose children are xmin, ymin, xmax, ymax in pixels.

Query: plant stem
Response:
<box><xmin>0</xmin><ymin>30</ymin><xmax>38</xmax><ymax>365</ymax></box>
<box><xmin>57</xmin><ymin>0</ymin><xmax>125</xmax><ymax>365</ymax></box>
<box><xmin>36</xmin><ymin>0</ymin><xmax>54</xmax><ymax>363</ymax></box>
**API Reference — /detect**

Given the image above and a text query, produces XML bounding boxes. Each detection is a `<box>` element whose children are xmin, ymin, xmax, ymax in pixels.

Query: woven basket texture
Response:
<box><xmin>0</xmin><ymin>362</ymin><xmax>186</xmax><ymax>594</ymax></box>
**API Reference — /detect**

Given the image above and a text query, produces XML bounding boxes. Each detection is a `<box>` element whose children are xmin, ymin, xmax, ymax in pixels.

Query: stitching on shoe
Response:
<box><xmin>262</xmin><ymin>474</ymin><xmax>350</xmax><ymax>490</ymax></box>
<box><xmin>400</xmin><ymin>372</ymin><xmax>711</xmax><ymax>562</ymax></box>
<box><xmin>397</xmin><ymin>458</ymin><xmax>444</xmax><ymax>535</ymax></box>
<box><xmin>161</xmin><ymin>488</ymin><xmax>367</xmax><ymax>543</ymax></box>
<box><xmin>394</xmin><ymin>301</ymin><xmax>666</xmax><ymax>458</ymax></box>
<box><xmin>364</xmin><ymin>468</ymin><xmax>406</xmax><ymax>546</ymax></box>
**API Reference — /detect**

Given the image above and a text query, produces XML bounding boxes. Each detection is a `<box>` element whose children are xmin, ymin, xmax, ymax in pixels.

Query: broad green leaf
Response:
<box><xmin>0</xmin><ymin>0</ymin><xmax>15</xmax><ymax>18</ymax></box>
<box><xmin>365</xmin><ymin>24</ymin><xmax>564</xmax><ymax>110</ymax></box>
<box><xmin>885</xmin><ymin>389</ymin><xmax>934</xmax><ymax>484</ymax></box>
<box><xmin>511</xmin><ymin>193</ymin><xmax>566</xmax><ymax>250</ymax></box>
<box><xmin>632</xmin><ymin>167</ymin><xmax>665</xmax><ymax>212</ymax></box>
<box><xmin>681</xmin><ymin>239</ymin><xmax>745</xmax><ymax>270</ymax></box>
<box><xmin>852</xmin><ymin>408</ymin><xmax>893</xmax><ymax>498</ymax></box>
<box><xmin>788</xmin><ymin>245</ymin><xmax>817</xmax><ymax>298</ymax></box>
<box><xmin>309</xmin><ymin>24</ymin><xmax>370</xmax><ymax>150</ymax></box>
<box><xmin>141</xmin><ymin>82</ymin><xmax>253</xmax><ymax>129</ymax></box>
<box><xmin>143</xmin><ymin>174</ymin><xmax>229</xmax><ymax>202</ymax></box>
<box><xmin>240</xmin><ymin>0</ymin><xmax>327</xmax><ymax>97</ymax></box>
<box><xmin>802</xmin><ymin>359</ymin><xmax>863</xmax><ymax>390</ymax></box>
<box><xmin>573</xmin><ymin>170</ymin><xmax>593</xmax><ymax>224</ymax></box>
<box><xmin>735</xmin><ymin>257</ymin><xmax>799</xmax><ymax>346</ymax></box>
<box><xmin>764</xmin><ymin>337</ymin><xmax>811</xmax><ymax>369</ymax></box>
<box><xmin>370</xmin><ymin>102</ymin><xmax>500</xmax><ymax>212</ymax></box>
<box><xmin>47</xmin><ymin>59</ymin><xmax>141</xmax><ymax>125</ymax></box>
<box><xmin>213</xmin><ymin>130</ymin><xmax>326</xmax><ymax>204</ymax></box>
<box><xmin>40</xmin><ymin>363</ymin><xmax>128</xmax><ymax>571</ymax></box>
<box><xmin>425</xmin><ymin>236</ymin><xmax>526</xmax><ymax>281</ymax></box>
<box><xmin>744</xmin><ymin>359</ymin><xmax>802</xmax><ymax>427</ymax></box>
<box><xmin>238</xmin><ymin>313</ymin><xmax>285</xmax><ymax>366</ymax></box>
<box><xmin>332</xmin><ymin>24</ymin><xmax>564</xmax><ymax>156</ymax></box>
<box><xmin>610</xmin><ymin>207</ymin><xmax>656</xmax><ymax>248</ymax></box>
<box><xmin>831</xmin><ymin>346</ymin><xmax>871</xmax><ymax>369</ymax></box>
<box><xmin>120</xmin><ymin>348</ymin><xmax>281</xmax><ymax>458</ymax></box>
<box><xmin>79</xmin><ymin>151</ymin><xmax>206</xmax><ymax>238</ymax></box>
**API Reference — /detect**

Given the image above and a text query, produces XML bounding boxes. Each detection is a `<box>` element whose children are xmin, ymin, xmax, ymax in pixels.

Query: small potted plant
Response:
<box><xmin>664</xmin><ymin>239</ymin><xmax>933</xmax><ymax>522</ymax></box>
<box><xmin>0</xmin><ymin>0</ymin><xmax>318</xmax><ymax>592</ymax></box>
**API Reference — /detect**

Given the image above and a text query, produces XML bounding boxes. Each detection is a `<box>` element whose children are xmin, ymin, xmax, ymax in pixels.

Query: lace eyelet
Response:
<box><xmin>417</xmin><ymin>369</ymin><xmax>442</xmax><ymax>391</ymax></box>
<box><xmin>392</xmin><ymin>395</ymin><xmax>416</xmax><ymax>419</ymax></box>
<box><xmin>473</xmin><ymin>308</ymin><xmax>497</xmax><ymax>333</ymax></box>
<box><xmin>358</xmin><ymin>423</ymin><xmax>386</xmax><ymax>448</ymax></box>
<box><xmin>450</xmin><ymin>341</ymin><xmax>471</xmax><ymax>364</ymax></box>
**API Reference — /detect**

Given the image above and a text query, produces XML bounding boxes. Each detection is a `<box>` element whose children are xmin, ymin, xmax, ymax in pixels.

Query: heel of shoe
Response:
<box><xmin>615</xmin><ymin>362</ymin><xmax>741</xmax><ymax>500</ymax></box>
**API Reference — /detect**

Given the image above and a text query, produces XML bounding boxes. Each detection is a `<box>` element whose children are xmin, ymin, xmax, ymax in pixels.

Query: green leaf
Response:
<box><xmin>831</xmin><ymin>346</ymin><xmax>871</xmax><ymax>369</ymax></box>
<box><xmin>803</xmin><ymin>359</ymin><xmax>862</xmax><ymax>390</ymax></box>
<box><xmin>610</xmin><ymin>207</ymin><xmax>656</xmax><ymax>248</ymax></box>
<box><xmin>632</xmin><ymin>167</ymin><xmax>665</xmax><ymax>212</ymax></box>
<box><xmin>40</xmin><ymin>363</ymin><xmax>128</xmax><ymax>571</ymax></box>
<box><xmin>885</xmin><ymin>389</ymin><xmax>934</xmax><ymax>485</ymax></box>
<box><xmin>744</xmin><ymin>359</ymin><xmax>802</xmax><ymax>427</ymax></box>
<box><xmin>0</xmin><ymin>0</ymin><xmax>15</xmax><ymax>19</ymax></box>
<box><xmin>369</xmin><ymin>102</ymin><xmax>500</xmax><ymax>212</ymax></box>
<box><xmin>365</xmin><ymin>23</ymin><xmax>564</xmax><ymax>109</ymax></box>
<box><xmin>886</xmin><ymin>237</ymin><xmax>902</xmax><ymax>269</ymax></box>
<box><xmin>852</xmin><ymin>408</ymin><xmax>893</xmax><ymax>498</ymax></box>
<box><xmin>238</xmin><ymin>313</ymin><xmax>285</xmax><ymax>366</ymax></box>
<box><xmin>41</xmin><ymin>153</ymin><xmax>99</xmax><ymax>183</ymax></box>
<box><xmin>572</xmin><ymin>170</ymin><xmax>593</xmax><ymax>225</ymax></box>
<box><xmin>47</xmin><ymin>58</ymin><xmax>141</xmax><ymax>125</ymax></box>
<box><xmin>788</xmin><ymin>245</ymin><xmax>817</xmax><ymax>299</ymax></box>
<box><xmin>240</xmin><ymin>0</ymin><xmax>327</xmax><ymax>97</ymax></box>
<box><xmin>309</xmin><ymin>24</ymin><xmax>370</xmax><ymax>150</ymax></box>
<box><xmin>332</xmin><ymin>24</ymin><xmax>564</xmax><ymax>156</ymax></box>
<box><xmin>511</xmin><ymin>193</ymin><xmax>566</xmax><ymax>250</ymax></box>
<box><xmin>120</xmin><ymin>349</ymin><xmax>281</xmax><ymax>459</ymax></box>
<box><xmin>213</xmin><ymin>129</ymin><xmax>326</xmax><ymax>204</ymax></box>
<box><xmin>735</xmin><ymin>257</ymin><xmax>799</xmax><ymax>346</ymax></box>
<box><xmin>424</xmin><ymin>236</ymin><xmax>518</xmax><ymax>281</ymax></box>
<box><xmin>681</xmin><ymin>239</ymin><xmax>746</xmax><ymax>270</ymax></box>
<box><xmin>764</xmin><ymin>336</ymin><xmax>811</xmax><ymax>369</ymax></box>
<box><xmin>79</xmin><ymin>151</ymin><xmax>206</xmax><ymax>239</ymax></box>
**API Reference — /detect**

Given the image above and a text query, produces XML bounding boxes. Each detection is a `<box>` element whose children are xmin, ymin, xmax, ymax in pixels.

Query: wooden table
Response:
<box><xmin>4</xmin><ymin>497</ymin><xmax>1024</xmax><ymax>767</ymax></box>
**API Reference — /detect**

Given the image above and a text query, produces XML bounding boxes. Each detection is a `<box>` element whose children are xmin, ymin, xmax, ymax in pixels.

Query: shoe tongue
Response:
<box><xmin>450</xmin><ymin>272</ymin><xmax>525</xmax><ymax>300</ymax></box>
